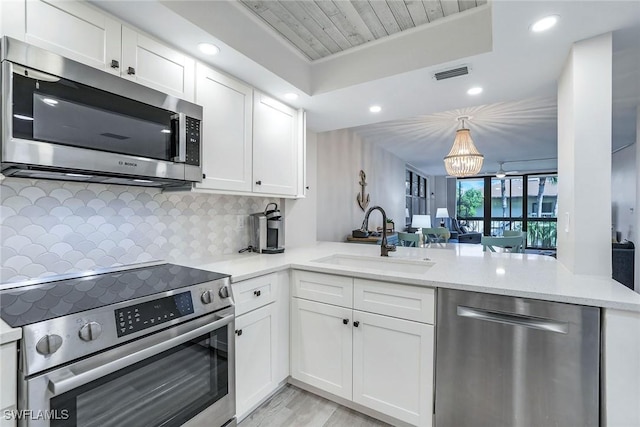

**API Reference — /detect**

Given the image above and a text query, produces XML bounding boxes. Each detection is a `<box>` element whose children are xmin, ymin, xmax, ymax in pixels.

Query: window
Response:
<box><xmin>456</xmin><ymin>173</ymin><xmax>558</xmax><ymax>249</ymax></box>
<box><xmin>406</xmin><ymin>170</ymin><xmax>427</xmax><ymax>227</ymax></box>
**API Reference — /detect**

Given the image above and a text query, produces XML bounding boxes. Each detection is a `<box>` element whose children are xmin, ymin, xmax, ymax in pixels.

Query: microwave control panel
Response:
<box><xmin>185</xmin><ymin>117</ymin><xmax>200</xmax><ymax>166</ymax></box>
<box><xmin>114</xmin><ymin>291</ymin><xmax>194</xmax><ymax>337</ymax></box>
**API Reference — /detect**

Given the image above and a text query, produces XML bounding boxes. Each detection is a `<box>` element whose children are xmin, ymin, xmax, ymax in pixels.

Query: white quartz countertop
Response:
<box><xmin>0</xmin><ymin>318</ymin><xmax>22</xmax><ymax>345</ymax></box>
<box><xmin>184</xmin><ymin>241</ymin><xmax>640</xmax><ymax>313</ymax></box>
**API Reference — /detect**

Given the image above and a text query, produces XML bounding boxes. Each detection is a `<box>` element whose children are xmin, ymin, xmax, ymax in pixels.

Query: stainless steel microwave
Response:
<box><xmin>1</xmin><ymin>37</ymin><xmax>203</xmax><ymax>188</ymax></box>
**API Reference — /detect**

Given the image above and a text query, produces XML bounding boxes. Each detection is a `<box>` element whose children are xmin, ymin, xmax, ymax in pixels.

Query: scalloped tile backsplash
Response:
<box><xmin>1</xmin><ymin>178</ymin><xmax>277</xmax><ymax>283</ymax></box>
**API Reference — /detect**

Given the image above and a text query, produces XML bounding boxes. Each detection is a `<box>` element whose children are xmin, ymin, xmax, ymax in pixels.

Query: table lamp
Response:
<box><xmin>436</xmin><ymin>208</ymin><xmax>449</xmax><ymax>228</ymax></box>
<box><xmin>411</xmin><ymin>215</ymin><xmax>431</xmax><ymax>232</ymax></box>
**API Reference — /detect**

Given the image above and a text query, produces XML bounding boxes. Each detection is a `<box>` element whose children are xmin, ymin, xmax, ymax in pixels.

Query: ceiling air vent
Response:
<box><xmin>434</xmin><ymin>66</ymin><xmax>469</xmax><ymax>81</ymax></box>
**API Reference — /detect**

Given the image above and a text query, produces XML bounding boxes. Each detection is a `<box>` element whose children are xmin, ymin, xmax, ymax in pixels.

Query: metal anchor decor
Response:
<box><xmin>357</xmin><ymin>170</ymin><xmax>370</xmax><ymax>211</ymax></box>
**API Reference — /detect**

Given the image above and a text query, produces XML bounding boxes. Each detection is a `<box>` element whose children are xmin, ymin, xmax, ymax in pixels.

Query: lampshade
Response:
<box><xmin>435</xmin><ymin>208</ymin><xmax>449</xmax><ymax>219</ymax></box>
<box><xmin>411</xmin><ymin>215</ymin><xmax>431</xmax><ymax>228</ymax></box>
<box><xmin>444</xmin><ymin>117</ymin><xmax>484</xmax><ymax>177</ymax></box>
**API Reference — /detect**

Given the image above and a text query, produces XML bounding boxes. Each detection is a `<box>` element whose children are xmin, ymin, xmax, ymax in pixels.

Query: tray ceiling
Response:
<box><xmin>239</xmin><ymin>0</ymin><xmax>487</xmax><ymax>60</ymax></box>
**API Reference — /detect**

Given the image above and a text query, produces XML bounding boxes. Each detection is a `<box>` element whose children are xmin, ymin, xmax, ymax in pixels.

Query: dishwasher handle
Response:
<box><xmin>457</xmin><ymin>305</ymin><xmax>568</xmax><ymax>334</ymax></box>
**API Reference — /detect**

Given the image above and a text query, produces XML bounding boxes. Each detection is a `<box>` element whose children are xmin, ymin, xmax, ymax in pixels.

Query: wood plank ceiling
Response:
<box><xmin>239</xmin><ymin>0</ymin><xmax>487</xmax><ymax>60</ymax></box>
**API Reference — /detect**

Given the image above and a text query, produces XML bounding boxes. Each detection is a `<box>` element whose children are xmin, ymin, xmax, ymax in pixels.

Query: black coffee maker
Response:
<box><xmin>249</xmin><ymin>203</ymin><xmax>285</xmax><ymax>254</ymax></box>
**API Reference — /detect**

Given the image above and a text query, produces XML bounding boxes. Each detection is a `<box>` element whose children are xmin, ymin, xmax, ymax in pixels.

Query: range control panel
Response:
<box><xmin>114</xmin><ymin>291</ymin><xmax>194</xmax><ymax>337</ymax></box>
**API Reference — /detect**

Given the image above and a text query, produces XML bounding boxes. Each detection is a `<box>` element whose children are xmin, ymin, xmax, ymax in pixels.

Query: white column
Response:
<box><xmin>557</xmin><ymin>33</ymin><xmax>613</xmax><ymax>276</ymax></box>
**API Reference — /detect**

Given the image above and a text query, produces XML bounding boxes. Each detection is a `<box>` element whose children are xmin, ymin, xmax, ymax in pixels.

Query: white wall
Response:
<box><xmin>316</xmin><ymin>129</ymin><xmax>405</xmax><ymax>242</ymax></box>
<box><xmin>557</xmin><ymin>33</ymin><xmax>613</xmax><ymax>276</ymax></box>
<box><xmin>284</xmin><ymin>131</ymin><xmax>318</xmax><ymax>248</ymax></box>
<box><xmin>612</xmin><ymin>144</ymin><xmax>636</xmax><ymax>242</ymax></box>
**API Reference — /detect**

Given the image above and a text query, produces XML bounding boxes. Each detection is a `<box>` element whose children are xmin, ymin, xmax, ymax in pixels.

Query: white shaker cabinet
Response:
<box><xmin>352</xmin><ymin>311</ymin><xmax>433</xmax><ymax>427</ymax></box>
<box><xmin>252</xmin><ymin>92</ymin><xmax>299</xmax><ymax>196</ymax></box>
<box><xmin>233</xmin><ymin>271</ymin><xmax>289</xmax><ymax>420</ymax></box>
<box><xmin>234</xmin><ymin>303</ymin><xmax>277</xmax><ymax>418</ymax></box>
<box><xmin>121</xmin><ymin>27</ymin><xmax>195</xmax><ymax>102</ymax></box>
<box><xmin>291</xmin><ymin>298</ymin><xmax>353</xmax><ymax>400</ymax></box>
<box><xmin>22</xmin><ymin>0</ymin><xmax>122</xmax><ymax>74</ymax></box>
<box><xmin>8</xmin><ymin>1</ymin><xmax>195</xmax><ymax>101</ymax></box>
<box><xmin>195</xmin><ymin>64</ymin><xmax>253</xmax><ymax>192</ymax></box>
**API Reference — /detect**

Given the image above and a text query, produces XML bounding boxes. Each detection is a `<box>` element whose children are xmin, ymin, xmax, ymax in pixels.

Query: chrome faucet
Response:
<box><xmin>361</xmin><ymin>206</ymin><xmax>397</xmax><ymax>257</ymax></box>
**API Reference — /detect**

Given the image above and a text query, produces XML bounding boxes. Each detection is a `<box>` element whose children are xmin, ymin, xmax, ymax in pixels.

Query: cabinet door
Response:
<box><xmin>195</xmin><ymin>64</ymin><xmax>253</xmax><ymax>192</ymax></box>
<box><xmin>352</xmin><ymin>310</ymin><xmax>434</xmax><ymax>427</ymax></box>
<box><xmin>291</xmin><ymin>298</ymin><xmax>352</xmax><ymax>399</ymax></box>
<box><xmin>252</xmin><ymin>92</ymin><xmax>298</xmax><ymax>196</ymax></box>
<box><xmin>235</xmin><ymin>303</ymin><xmax>277</xmax><ymax>418</ymax></box>
<box><xmin>25</xmin><ymin>0</ymin><xmax>121</xmax><ymax>74</ymax></box>
<box><xmin>121</xmin><ymin>26</ymin><xmax>195</xmax><ymax>101</ymax></box>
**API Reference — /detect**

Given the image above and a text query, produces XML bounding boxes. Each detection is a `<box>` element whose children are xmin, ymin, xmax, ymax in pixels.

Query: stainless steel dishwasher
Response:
<box><xmin>435</xmin><ymin>289</ymin><xmax>600</xmax><ymax>427</ymax></box>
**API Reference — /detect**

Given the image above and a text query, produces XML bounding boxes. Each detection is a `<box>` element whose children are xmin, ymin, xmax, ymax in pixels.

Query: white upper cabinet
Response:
<box><xmin>23</xmin><ymin>0</ymin><xmax>121</xmax><ymax>74</ymax></box>
<box><xmin>252</xmin><ymin>92</ymin><xmax>299</xmax><ymax>197</ymax></box>
<box><xmin>195</xmin><ymin>64</ymin><xmax>253</xmax><ymax>192</ymax></box>
<box><xmin>121</xmin><ymin>27</ymin><xmax>195</xmax><ymax>101</ymax></box>
<box><xmin>11</xmin><ymin>1</ymin><xmax>195</xmax><ymax>101</ymax></box>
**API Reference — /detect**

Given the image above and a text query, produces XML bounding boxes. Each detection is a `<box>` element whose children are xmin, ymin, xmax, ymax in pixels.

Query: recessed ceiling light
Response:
<box><xmin>198</xmin><ymin>42</ymin><xmax>220</xmax><ymax>55</ymax></box>
<box><xmin>369</xmin><ymin>105</ymin><xmax>382</xmax><ymax>113</ymax></box>
<box><xmin>161</xmin><ymin>129</ymin><xmax>171</xmax><ymax>134</ymax></box>
<box><xmin>284</xmin><ymin>92</ymin><xmax>299</xmax><ymax>100</ymax></box>
<box><xmin>530</xmin><ymin>15</ymin><xmax>559</xmax><ymax>33</ymax></box>
<box><xmin>467</xmin><ymin>87</ymin><xmax>483</xmax><ymax>95</ymax></box>
<box><xmin>42</xmin><ymin>98</ymin><xmax>59</xmax><ymax>106</ymax></box>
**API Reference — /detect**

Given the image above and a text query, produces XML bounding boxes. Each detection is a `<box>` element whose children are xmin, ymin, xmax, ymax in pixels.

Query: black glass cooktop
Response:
<box><xmin>0</xmin><ymin>264</ymin><xmax>229</xmax><ymax>327</ymax></box>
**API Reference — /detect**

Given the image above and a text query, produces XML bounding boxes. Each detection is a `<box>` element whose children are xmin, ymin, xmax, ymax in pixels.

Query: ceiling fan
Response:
<box><xmin>494</xmin><ymin>161</ymin><xmax>519</xmax><ymax>178</ymax></box>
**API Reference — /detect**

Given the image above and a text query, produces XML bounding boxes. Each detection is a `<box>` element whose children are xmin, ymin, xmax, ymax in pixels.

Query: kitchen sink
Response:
<box><xmin>312</xmin><ymin>254</ymin><xmax>435</xmax><ymax>275</ymax></box>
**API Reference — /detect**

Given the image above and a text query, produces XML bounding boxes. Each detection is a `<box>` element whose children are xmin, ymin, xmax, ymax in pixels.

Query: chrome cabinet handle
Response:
<box><xmin>457</xmin><ymin>306</ymin><xmax>568</xmax><ymax>334</ymax></box>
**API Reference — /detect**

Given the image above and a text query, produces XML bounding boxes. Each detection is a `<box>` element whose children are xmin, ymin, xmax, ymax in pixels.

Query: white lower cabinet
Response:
<box><xmin>233</xmin><ymin>271</ymin><xmax>289</xmax><ymax>420</ymax></box>
<box><xmin>235</xmin><ymin>303</ymin><xmax>276</xmax><ymax>417</ymax></box>
<box><xmin>291</xmin><ymin>298</ymin><xmax>353</xmax><ymax>399</ymax></box>
<box><xmin>352</xmin><ymin>311</ymin><xmax>433</xmax><ymax>426</ymax></box>
<box><xmin>291</xmin><ymin>271</ymin><xmax>434</xmax><ymax>426</ymax></box>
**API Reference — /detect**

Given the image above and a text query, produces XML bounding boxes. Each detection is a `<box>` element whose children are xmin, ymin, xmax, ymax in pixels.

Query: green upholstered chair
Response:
<box><xmin>423</xmin><ymin>227</ymin><xmax>450</xmax><ymax>243</ymax></box>
<box><xmin>397</xmin><ymin>232</ymin><xmax>420</xmax><ymax>247</ymax></box>
<box><xmin>481</xmin><ymin>236</ymin><xmax>525</xmax><ymax>253</ymax></box>
<box><xmin>503</xmin><ymin>230</ymin><xmax>525</xmax><ymax>238</ymax></box>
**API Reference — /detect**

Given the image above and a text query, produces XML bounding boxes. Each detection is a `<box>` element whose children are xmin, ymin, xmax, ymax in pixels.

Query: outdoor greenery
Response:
<box><xmin>527</xmin><ymin>221</ymin><xmax>557</xmax><ymax>248</ymax></box>
<box><xmin>457</xmin><ymin>187</ymin><xmax>483</xmax><ymax>218</ymax></box>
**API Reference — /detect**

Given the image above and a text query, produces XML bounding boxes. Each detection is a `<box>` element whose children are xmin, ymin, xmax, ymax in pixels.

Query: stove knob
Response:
<box><xmin>218</xmin><ymin>285</ymin><xmax>230</xmax><ymax>299</ymax></box>
<box><xmin>201</xmin><ymin>290</ymin><xmax>214</xmax><ymax>304</ymax></box>
<box><xmin>36</xmin><ymin>334</ymin><xmax>63</xmax><ymax>355</ymax></box>
<box><xmin>79</xmin><ymin>322</ymin><xmax>102</xmax><ymax>342</ymax></box>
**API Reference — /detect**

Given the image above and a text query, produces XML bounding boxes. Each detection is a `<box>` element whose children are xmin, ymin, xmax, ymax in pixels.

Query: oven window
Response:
<box><xmin>12</xmin><ymin>68</ymin><xmax>176</xmax><ymax>161</ymax></box>
<box><xmin>50</xmin><ymin>327</ymin><xmax>229</xmax><ymax>427</ymax></box>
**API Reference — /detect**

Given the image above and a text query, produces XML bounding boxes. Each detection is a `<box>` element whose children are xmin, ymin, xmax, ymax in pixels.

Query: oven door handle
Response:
<box><xmin>47</xmin><ymin>311</ymin><xmax>234</xmax><ymax>396</ymax></box>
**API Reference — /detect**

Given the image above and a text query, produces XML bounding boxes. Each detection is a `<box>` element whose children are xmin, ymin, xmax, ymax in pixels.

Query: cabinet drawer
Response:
<box><xmin>292</xmin><ymin>270</ymin><xmax>353</xmax><ymax>308</ymax></box>
<box><xmin>354</xmin><ymin>279</ymin><xmax>435</xmax><ymax>324</ymax></box>
<box><xmin>233</xmin><ymin>274</ymin><xmax>276</xmax><ymax>316</ymax></box>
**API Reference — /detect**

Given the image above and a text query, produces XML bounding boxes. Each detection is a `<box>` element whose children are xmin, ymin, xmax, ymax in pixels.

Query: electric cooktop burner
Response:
<box><xmin>0</xmin><ymin>263</ymin><xmax>230</xmax><ymax>328</ymax></box>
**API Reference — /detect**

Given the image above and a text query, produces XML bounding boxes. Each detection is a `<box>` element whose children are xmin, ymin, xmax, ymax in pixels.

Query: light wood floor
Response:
<box><xmin>238</xmin><ymin>384</ymin><xmax>391</xmax><ymax>427</ymax></box>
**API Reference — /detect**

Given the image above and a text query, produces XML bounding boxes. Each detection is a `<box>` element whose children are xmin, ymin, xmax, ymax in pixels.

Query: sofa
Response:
<box><xmin>450</xmin><ymin>218</ymin><xmax>482</xmax><ymax>244</ymax></box>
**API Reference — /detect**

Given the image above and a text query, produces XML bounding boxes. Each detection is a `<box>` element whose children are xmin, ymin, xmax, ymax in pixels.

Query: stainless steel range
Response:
<box><xmin>0</xmin><ymin>262</ymin><xmax>236</xmax><ymax>427</ymax></box>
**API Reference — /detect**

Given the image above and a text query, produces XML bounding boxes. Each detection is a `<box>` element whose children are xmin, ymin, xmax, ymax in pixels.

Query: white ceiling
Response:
<box><xmin>92</xmin><ymin>0</ymin><xmax>640</xmax><ymax>176</ymax></box>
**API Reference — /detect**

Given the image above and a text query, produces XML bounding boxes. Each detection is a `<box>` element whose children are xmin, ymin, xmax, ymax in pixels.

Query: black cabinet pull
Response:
<box><xmin>353</xmin><ymin>321</ymin><xmax>360</xmax><ymax>328</ymax></box>
<box><xmin>235</xmin><ymin>329</ymin><xmax>243</xmax><ymax>336</ymax></box>
<box><xmin>127</xmin><ymin>66</ymin><xmax>136</xmax><ymax>75</ymax></box>
<box><xmin>110</xmin><ymin>59</ymin><xmax>120</xmax><ymax>69</ymax></box>
<box><xmin>255</xmin><ymin>180</ymin><xmax>262</xmax><ymax>186</ymax></box>
<box><xmin>343</xmin><ymin>319</ymin><xmax>349</xmax><ymax>325</ymax></box>
<box><xmin>203</xmin><ymin>173</ymin><xmax>206</xmax><ymax>179</ymax></box>
<box><xmin>254</xmin><ymin>290</ymin><xmax>261</xmax><ymax>297</ymax></box>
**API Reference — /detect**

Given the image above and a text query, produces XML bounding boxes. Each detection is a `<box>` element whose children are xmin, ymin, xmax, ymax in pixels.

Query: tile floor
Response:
<box><xmin>237</xmin><ymin>384</ymin><xmax>390</xmax><ymax>427</ymax></box>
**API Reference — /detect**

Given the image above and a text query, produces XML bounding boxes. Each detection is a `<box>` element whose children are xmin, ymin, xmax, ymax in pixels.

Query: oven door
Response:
<box><xmin>21</xmin><ymin>308</ymin><xmax>235</xmax><ymax>427</ymax></box>
<box><xmin>2</xmin><ymin>60</ymin><xmax>188</xmax><ymax>181</ymax></box>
